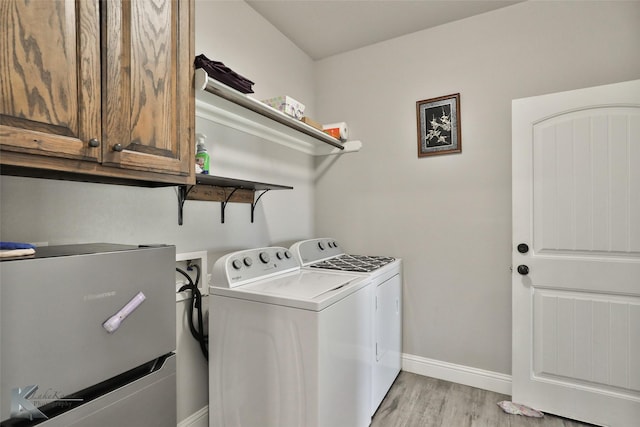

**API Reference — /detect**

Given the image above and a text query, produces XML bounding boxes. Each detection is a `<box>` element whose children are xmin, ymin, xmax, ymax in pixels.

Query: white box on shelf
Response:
<box><xmin>261</xmin><ymin>95</ymin><xmax>305</xmax><ymax>120</ymax></box>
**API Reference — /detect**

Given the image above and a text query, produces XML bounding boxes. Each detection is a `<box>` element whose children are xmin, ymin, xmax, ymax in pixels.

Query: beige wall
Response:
<box><xmin>313</xmin><ymin>0</ymin><xmax>640</xmax><ymax>375</ymax></box>
<box><xmin>195</xmin><ymin>0</ymin><xmax>317</xmax><ymax>118</ymax></box>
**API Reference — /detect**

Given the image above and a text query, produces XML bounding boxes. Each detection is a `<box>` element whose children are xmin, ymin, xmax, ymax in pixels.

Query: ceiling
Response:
<box><xmin>246</xmin><ymin>0</ymin><xmax>523</xmax><ymax>60</ymax></box>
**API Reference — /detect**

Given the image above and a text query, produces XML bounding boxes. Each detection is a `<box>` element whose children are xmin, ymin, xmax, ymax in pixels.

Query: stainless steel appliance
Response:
<box><xmin>0</xmin><ymin>244</ymin><xmax>176</xmax><ymax>426</ymax></box>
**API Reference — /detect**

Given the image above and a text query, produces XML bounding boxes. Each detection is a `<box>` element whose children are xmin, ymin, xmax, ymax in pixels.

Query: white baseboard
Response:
<box><xmin>402</xmin><ymin>353</ymin><xmax>512</xmax><ymax>396</ymax></box>
<box><xmin>178</xmin><ymin>405</ymin><xmax>208</xmax><ymax>427</ymax></box>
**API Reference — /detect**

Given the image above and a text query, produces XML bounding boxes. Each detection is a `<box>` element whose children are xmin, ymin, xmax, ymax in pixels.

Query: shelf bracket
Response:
<box><xmin>220</xmin><ymin>188</ymin><xmax>240</xmax><ymax>224</ymax></box>
<box><xmin>251</xmin><ymin>189</ymin><xmax>270</xmax><ymax>223</ymax></box>
<box><xmin>177</xmin><ymin>185</ymin><xmax>195</xmax><ymax>226</ymax></box>
<box><xmin>175</xmin><ymin>175</ymin><xmax>292</xmax><ymax>225</ymax></box>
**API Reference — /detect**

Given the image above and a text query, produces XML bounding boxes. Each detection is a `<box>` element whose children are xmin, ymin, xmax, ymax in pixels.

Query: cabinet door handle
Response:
<box><xmin>113</xmin><ymin>143</ymin><xmax>123</xmax><ymax>152</ymax></box>
<box><xmin>88</xmin><ymin>138</ymin><xmax>100</xmax><ymax>148</ymax></box>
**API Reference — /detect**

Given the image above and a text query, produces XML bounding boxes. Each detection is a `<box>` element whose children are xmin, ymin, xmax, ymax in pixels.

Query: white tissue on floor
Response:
<box><xmin>497</xmin><ymin>401</ymin><xmax>544</xmax><ymax>418</ymax></box>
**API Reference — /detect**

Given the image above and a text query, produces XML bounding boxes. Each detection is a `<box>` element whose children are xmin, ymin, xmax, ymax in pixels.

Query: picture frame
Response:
<box><xmin>416</xmin><ymin>93</ymin><xmax>461</xmax><ymax>157</ymax></box>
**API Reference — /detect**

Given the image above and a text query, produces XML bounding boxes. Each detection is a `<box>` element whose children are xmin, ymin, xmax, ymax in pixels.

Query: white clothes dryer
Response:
<box><xmin>209</xmin><ymin>246</ymin><xmax>373</xmax><ymax>427</ymax></box>
<box><xmin>290</xmin><ymin>238</ymin><xmax>402</xmax><ymax>415</ymax></box>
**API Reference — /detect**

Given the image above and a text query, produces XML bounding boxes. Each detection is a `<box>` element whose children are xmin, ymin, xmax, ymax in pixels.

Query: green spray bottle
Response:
<box><xmin>195</xmin><ymin>133</ymin><xmax>210</xmax><ymax>174</ymax></box>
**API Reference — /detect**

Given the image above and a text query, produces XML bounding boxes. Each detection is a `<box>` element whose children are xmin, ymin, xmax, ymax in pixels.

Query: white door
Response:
<box><xmin>512</xmin><ymin>79</ymin><xmax>640</xmax><ymax>427</ymax></box>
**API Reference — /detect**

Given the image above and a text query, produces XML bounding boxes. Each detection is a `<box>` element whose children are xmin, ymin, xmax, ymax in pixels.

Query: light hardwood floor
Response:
<box><xmin>371</xmin><ymin>372</ymin><xmax>596</xmax><ymax>427</ymax></box>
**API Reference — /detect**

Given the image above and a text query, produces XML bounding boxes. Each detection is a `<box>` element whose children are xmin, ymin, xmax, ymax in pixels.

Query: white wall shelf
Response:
<box><xmin>195</xmin><ymin>68</ymin><xmax>362</xmax><ymax>156</ymax></box>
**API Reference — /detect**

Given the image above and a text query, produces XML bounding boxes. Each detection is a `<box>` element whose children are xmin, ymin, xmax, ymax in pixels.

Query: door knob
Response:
<box><xmin>517</xmin><ymin>265</ymin><xmax>529</xmax><ymax>275</ymax></box>
<box><xmin>113</xmin><ymin>143</ymin><xmax>123</xmax><ymax>152</ymax></box>
<box><xmin>517</xmin><ymin>243</ymin><xmax>529</xmax><ymax>254</ymax></box>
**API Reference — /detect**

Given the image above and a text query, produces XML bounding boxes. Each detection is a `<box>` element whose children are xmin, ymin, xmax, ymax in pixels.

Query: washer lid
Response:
<box><xmin>210</xmin><ymin>270</ymin><xmax>369</xmax><ymax>311</ymax></box>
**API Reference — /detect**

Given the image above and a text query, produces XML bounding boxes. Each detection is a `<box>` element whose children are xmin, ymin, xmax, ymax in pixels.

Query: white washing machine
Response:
<box><xmin>290</xmin><ymin>238</ymin><xmax>402</xmax><ymax>415</ymax></box>
<box><xmin>209</xmin><ymin>246</ymin><xmax>373</xmax><ymax>427</ymax></box>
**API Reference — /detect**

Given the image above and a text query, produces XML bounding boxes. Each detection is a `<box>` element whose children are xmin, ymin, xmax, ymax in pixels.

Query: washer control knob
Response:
<box><xmin>259</xmin><ymin>252</ymin><xmax>270</xmax><ymax>263</ymax></box>
<box><xmin>284</xmin><ymin>250</ymin><xmax>292</xmax><ymax>259</ymax></box>
<box><xmin>276</xmin><ymin>251</ymin><xmax>284</xmax><ymax>260</ymax></box>
<box><xmin>243</xmin><ymin>257</ymin><xmax>253</xmax><ymax>267</ymax></box>
<box><xmin>318</xmin><ymin>241</ymin><xmax>326</xmax><ymax>250</ymax></box>
<box><xmin>231</xmin><ymin>259</ymin><xmax>242</xmax><ymax>270</ymax></box>
<box><xmin>332</xmin><ymin>241</ymin><xmax>339</xmax><ymax>248</ymax></box>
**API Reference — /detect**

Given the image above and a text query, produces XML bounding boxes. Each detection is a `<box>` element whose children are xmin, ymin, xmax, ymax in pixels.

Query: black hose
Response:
<box><xmin>176</xmin><ymin>265</ymin><xmax>208</xmax><ymax>360</ymax></box>
<box><xmin>177</xmin><ymin>266</ymin><xmax>200</xmax><ymax>339</ymax></box>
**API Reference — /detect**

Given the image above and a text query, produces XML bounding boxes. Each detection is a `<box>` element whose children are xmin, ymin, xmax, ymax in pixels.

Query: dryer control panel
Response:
<box><xmin>290</xmin><ymin>237</ymin><xmax>344</xmax><ymax>266</ymax></box>
<box><xmin>211</xmin><ymin>247</ymin><xmax>299</xmax><ymax>288</ymax></box>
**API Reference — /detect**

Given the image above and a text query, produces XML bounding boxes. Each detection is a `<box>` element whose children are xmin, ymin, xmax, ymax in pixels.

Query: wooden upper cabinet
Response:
<box><xmin>0</xmin><ymin>0</ymin><xmax>194</xmax><ymax>185</ymax></box>
<box><xmin>101</xmin><ymin>0</ymin><xmax>193</xmax><ymax>177</ymax></box>
<box><xmin>0</xmin><ymin>0</ymin><xmax>102</xmax><ymax>162</ymax></box>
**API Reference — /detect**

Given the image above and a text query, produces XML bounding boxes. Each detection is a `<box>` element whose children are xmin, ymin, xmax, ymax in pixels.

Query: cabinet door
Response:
<box><xmin>0</xmin><ymin>0</ymin><xmax>101</xmax><ymax>162</ymax></box>
<box><xmin>373</xmin><ymin>274</ymin><xmax>402</xmax><ymax>412</ymax></box>
<box><xmin>102</xmin><ymin>0</ymin><xmax>193</xmax><ymax>177</ymax></box>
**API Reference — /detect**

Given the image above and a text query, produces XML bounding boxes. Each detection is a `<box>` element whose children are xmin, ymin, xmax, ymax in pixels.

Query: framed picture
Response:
<box><xmin>416</xmin><ymin>93</ymin><xmax>461</xmax><ymax>157</ymax></box>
